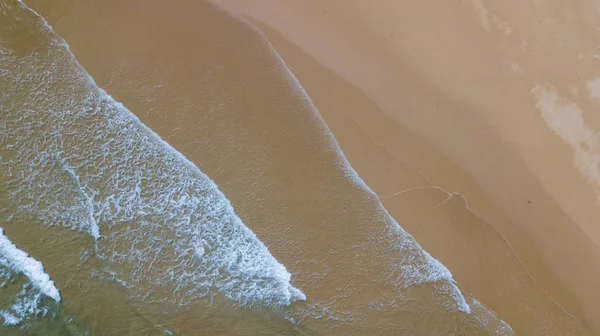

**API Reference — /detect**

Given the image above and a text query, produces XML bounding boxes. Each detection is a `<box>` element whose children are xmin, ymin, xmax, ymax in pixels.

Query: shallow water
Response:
<box><xmin>0</xmin><ymin>0</ymin><xmax>520</xmax><ymax>334</ymax></box>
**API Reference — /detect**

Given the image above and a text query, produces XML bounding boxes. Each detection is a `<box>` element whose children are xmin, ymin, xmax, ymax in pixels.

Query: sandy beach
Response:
<box><xmin>237</xmin><ymin>20</ymin><xmax>596</xmax><ymax>335</ymax></box>
<box><xmin>213</xmin><ymin>0</ymin><xmax>600</xmax><ymax>333</ymax></box>
<box><xmin>2</xmin><ymin>0</ymin><xmax>598</xmax><ymax>334</ymax></box>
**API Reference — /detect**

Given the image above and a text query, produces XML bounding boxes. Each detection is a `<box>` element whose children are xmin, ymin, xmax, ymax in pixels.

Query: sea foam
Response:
<box><xmin>0</xmin><ymin>228</ymin><xmax>61</xmax><ymax>302</ymax></box>
<box><xmin>0</xmin><ymin>228</ymin><xmax>60</xmax><ymax>327</ymax></box>
<box><xmin>0</xmin><ymin>0</ymin><xmax>303</xmax><ymax>308</ymax></box>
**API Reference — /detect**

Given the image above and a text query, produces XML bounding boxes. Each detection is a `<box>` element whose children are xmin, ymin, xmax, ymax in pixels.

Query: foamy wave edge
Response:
<box><xmin>0</xmin><ymin>228</ymin><xmax>61</xmax><ymax>302</ymax></box>
<box><xmin>10</xmin><ymin>1</ymin><xmax>305</xmax><ymax>307</ymax></box>
<box><xmin>255</xmin><ymin>21</ymin><xmax>471</xmax><ymax>311</ymax></box>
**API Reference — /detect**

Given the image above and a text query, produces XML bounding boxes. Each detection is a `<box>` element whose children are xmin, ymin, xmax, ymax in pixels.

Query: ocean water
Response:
<box><xmin>0</xmin><ymin>0</ymin><xmax>515</xmax><ymax>334</ymax></box>
<box><xmin>0</xmin><ymin>227</ymin><xmax>60</xmax><ymax>325</ymax></box>
<box><xmin>1</xmin><ymin>0</ymin><xmax>305</xmax><ymax>333</ymax></box>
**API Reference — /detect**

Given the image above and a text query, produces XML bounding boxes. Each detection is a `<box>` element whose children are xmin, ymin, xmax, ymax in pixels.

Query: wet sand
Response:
<box><xmin>212</xmin><ymin>0</ymin><xmax>600</xmax><ymax>334</ymax></box>
<box><xmin>243</xmin><ymin>21</ymin><xmax>596</xmax><ymax>335</ymax></box>
<box><xmin>13</xmin><ymin>0</ymin><xmax>598</xmax><ymax>334</ymax></box>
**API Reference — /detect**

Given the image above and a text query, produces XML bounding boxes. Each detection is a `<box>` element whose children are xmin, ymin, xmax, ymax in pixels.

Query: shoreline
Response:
<box><xmin>226</xmin><ymin>11</ymin><xmax>598</xmax><ymax>334</ymax></box>
<box><xmin>22</xmin><ymin>0</ymin><xmax>599</xmax><ymax>334</ymax></box>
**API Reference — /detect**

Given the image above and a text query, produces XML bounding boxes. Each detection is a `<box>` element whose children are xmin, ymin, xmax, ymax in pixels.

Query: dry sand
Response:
<box><xmin>20</xmin><ymin>0</ymin><xmax>600</xmax><ymax>334</ymax></box>
<box><xmin>213</xmin><ymin>0</ymin><xmax>600</xmax><ymax>333</ymax></box>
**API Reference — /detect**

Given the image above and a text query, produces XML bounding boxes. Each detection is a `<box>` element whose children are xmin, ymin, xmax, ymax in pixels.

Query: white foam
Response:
<box><xmin>0</xmin><ymin>3</ymin><xmax>303</xmax><ymax>308</ymax></box>
<box><xmin>469</xmin><ymin>299</ymin><xmax>515</xmax><ymax>335</ymax></box>
<box><xmin>0</xmin><ymin>311</ymin><xmax>21</xmax><ymax>327</ymax></box>
<box><xmin>0</xmin><ymin>312</ymin><xmax>20</xmax><ymax>326</ymax></box>
<box><xmin>0</xmin><ymin>278</ymin><xmax>57</xmax><ymax>327</ymax></box>
<box><xmin>0</xmin><ymin>228</ymin><xmax>61</xmax><ymax>302</ymax></box>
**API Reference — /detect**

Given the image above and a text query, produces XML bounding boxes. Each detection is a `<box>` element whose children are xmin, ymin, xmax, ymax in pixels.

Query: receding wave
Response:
<box><xmin>0</xmin><ymin>0</ymin><xmax>303</xmax><ymax>311</ymax></box>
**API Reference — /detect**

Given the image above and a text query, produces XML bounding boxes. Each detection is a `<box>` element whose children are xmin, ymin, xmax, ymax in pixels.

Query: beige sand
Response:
<box><xmin>19</xmin><ymin>0</ymin><xmax>597</xmax><ymax>334</ymax></box>
<box><xmin>212</xmin><ymin>0</ymin><xmax>600</xmax><ymax>333</ymax></box>
<box><xmin>241</xmin><ymin>21</ymin><xmax>596</xmax><ymax>335</ymax></box>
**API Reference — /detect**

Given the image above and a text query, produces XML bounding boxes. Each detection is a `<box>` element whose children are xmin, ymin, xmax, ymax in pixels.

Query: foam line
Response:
<box><xmin>0</xmin><ymin>228</ymin><xmax>61</xmax><ymax>302</ymax></box>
